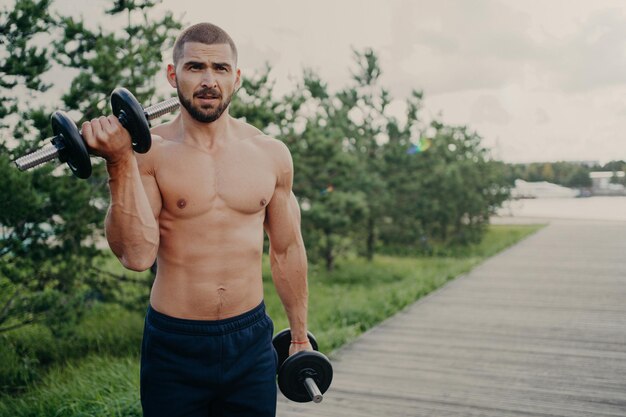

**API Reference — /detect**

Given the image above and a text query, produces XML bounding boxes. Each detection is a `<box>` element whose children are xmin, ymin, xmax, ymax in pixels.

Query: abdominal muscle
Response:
<box><xmin>148</xmin><ymin>212</ymin><xmax>266</xmax><ymax>320</ymax></box>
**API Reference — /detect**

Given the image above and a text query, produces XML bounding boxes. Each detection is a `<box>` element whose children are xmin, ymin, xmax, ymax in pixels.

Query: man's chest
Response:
<box><xmin>155</xmin><ymin>143</ymin><xmax>277</xmax><ymax>217</ymax></box>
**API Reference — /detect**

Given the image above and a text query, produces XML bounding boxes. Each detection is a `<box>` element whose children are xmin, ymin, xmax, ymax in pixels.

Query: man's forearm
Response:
<box><xmin>270</xmin><ymin>242</ymin><xmax>309</xmax><ymax>341</ymax></box>
<box><xmin>105</xmin><ymin>156</ymin><xmax>159</xmax><ymax>271</ymax></box>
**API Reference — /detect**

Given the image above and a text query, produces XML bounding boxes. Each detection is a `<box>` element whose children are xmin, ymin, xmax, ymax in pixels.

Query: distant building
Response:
<box><xmin>590</xmin><ymin>171</ymin><xmax>625</xmax><ymax>196</ymax></box>
<box><xmin>511</xmin><ymin>179</ymin><xmax>579</xmax><ymax>199</ymax></box>
<box><xmin>514</xmin><ymin>160</ymin><xmax>599</xmax><ymax>168</ymax></box>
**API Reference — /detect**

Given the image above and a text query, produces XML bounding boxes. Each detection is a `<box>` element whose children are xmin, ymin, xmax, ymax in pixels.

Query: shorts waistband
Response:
<box><xmin>146</xmin><ymin>301</ymin><xmax>267</xmax><ymax>335</ymax></box>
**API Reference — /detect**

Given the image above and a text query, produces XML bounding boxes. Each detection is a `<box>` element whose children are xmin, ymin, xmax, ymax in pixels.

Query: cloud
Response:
<box><xmin>385</xmin><ymin>0</ymin><xmax>539</xmax><ymax>95</ymax></box>
<box><xmin>12</xmin><ymin>0</ymin><xmax>626</xmax><ymax>164</ymax></box>
<box><xmin>384</xmin><ymin>0</ymin><xmax>626</xmax><ymax>98</ymax></box>
<box><xmin>542</xmin><ymin>9</ymin><xmax>626</xmax><ymax>92</ymax></box>
<box><xmin>470</xmin><ymin>95</ymin><xmax>512</xmax><ymax>125</ymax></box>
<box><xmin>535</xmin><ymin>108</ymin><xmax>550</xmax><ymax>125</ymax></box>
<box><xmin>238</xmin><ymin>41</ymin><xmax>282</xmax><ymax>72</ymax></box>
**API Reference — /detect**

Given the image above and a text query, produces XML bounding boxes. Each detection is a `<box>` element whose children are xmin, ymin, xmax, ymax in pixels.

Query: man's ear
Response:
<box><xmin>234</xmin><ymin>68</ymin><xmax>241</xmax><ymax>91</ymax></box>
<box><xmin>167</xmin><ymin>63</ymin><xmax>177</xmax><ymax>88</ymax></box>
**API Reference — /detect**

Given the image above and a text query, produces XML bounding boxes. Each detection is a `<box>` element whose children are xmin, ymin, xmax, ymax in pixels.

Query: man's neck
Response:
<box><xmin>180</xmin><ymin>110</ymin><xmax>233</xmax><ymax>150</ymax></box>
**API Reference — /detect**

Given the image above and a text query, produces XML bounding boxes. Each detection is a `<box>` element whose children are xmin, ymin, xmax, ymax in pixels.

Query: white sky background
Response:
<box><xmin>6</xmin><ymin>0</ymin><xmax>626</xmax><ymax>164</ymax></box>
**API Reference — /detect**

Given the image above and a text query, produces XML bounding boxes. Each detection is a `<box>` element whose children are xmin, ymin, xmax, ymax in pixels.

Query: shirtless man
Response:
<box><xmin>81</xmin><ymin>23</ymin><xmax>310</xmax><ymax>417</ymax></box>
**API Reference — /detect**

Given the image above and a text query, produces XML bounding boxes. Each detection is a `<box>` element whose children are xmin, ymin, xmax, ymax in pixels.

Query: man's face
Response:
<box><xmin>167</xmin><ymin>42</ymin><xmax>240</xmax><ymax>123</ymax></box>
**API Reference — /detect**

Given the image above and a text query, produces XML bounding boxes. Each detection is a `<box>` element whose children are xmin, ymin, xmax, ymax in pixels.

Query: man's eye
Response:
<box><xmin>216</xmin><ymin>66</ymin><xmax>227</xmax><ymax>72</ymax></box>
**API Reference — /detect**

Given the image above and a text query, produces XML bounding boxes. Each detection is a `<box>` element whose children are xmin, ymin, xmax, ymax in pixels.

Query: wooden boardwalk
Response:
<box><xmin>277</xmin><ymin>220</ymin><xmax>626</xmax><ymax>416</ymax></box>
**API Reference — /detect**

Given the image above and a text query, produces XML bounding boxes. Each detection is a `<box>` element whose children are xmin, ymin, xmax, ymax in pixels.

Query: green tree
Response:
<box><xmin>507</xmin><ymin>161</ymin><xmax>591</xmax><ymax>189</ymax></box>
<box><xmin>381</xmin><ymin>116</ymin><xmax>509</xmax><ymax>251</ymax></box>
<box><xmin>230</xmin><ymin>63</ymin><xmax>304</xmax><ymax>134</ymax></box>
<box><xmin>0</xmin><ymin>156</ymin><xmax>102</xmax><ymax>335</ymax></box>
<box><xmin>601</xmin><ymin>160</ymin><xmax>625</xmax><ymax>172</ymax></box>
<box><xmin>55</xmin><ymin>0</ymin><xmax>181</xmax><ymax>120</ymax></box>
<box><xmin>541</xmin><ymin>163</ymin><xmax>555</xmax><ymax>183</ymax></box>
<box><xmin>0</xmin><ymin>0</ymin><xmax>95</xmax><ymax>338</ymax></box>
<box><xmin>346</xmin><ymin>48</ymin><xmax>391</xmax><ymax>260</ymax></box>
<box><xmin>0</xmin><ymin>0</ymin><xmax>182</xmax><ymax>338</ymax></box>
<box><xmin>379</xmin><ymin>90</ymin><xmax>431</xmax><ymax>252</ymax></box>
<box><xmin>0</xmin><ymin>0</ymin><xmax>53</xmax><ymax>125</ymax></box>
<box><xmin>564</xmin><ymin>167</ymin><xmax>591</xmax><ymax>188</ymax></box>
<box><xmin>285</xmin><ymin>70</ymin><xmax>368</xmax><ymax>270</ymax></box>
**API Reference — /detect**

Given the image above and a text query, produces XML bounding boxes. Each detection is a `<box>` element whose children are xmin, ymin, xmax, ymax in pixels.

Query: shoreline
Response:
<box><xmin>494</xmin><ymin>195</ymin><xmax>626</xmax><ymax>223</ymax></box>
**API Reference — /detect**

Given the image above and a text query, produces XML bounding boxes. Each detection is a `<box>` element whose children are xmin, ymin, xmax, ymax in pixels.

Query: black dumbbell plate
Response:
<box><xmin>51</xmin><ymin>111</ymin><xmax>92</xmax><ymax>179</ymax></box>
<box><xmin>278</xmin><ymin>350</ymin><xmax>333</xmax><ymax>403</ymax></box>
<box><xmin>110</xmin><ymin>88</ymin><xmax>151</xmax><ymax>153</ymax></box>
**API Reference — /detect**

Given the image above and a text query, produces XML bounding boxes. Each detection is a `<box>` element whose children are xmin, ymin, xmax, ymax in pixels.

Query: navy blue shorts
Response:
<box><xmin>140</xmin><ymin>301</ymin><xmax>278</xmax><ymax>417</ymax></box>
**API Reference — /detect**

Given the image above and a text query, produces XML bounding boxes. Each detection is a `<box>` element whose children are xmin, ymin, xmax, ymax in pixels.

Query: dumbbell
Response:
<box><xmin>13</xmin><ymin>88</ymin><xmax>179</xmax><ymax>178</ymax></box>
<box><xmin>273</xmin><ymin>329</ymin><xmax>333</xmax><ymax>403</ymax></box>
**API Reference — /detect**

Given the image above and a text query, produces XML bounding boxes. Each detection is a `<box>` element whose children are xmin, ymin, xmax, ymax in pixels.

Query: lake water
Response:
<box><xmin>495</xmin><ymin>196</ymin><xmax>626</xmax><ymax>222</ymax></box>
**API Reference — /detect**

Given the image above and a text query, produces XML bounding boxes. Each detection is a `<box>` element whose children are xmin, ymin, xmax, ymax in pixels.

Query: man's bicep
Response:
<box><xmin>288</xmin><ymin>191</ymin><xmax>302</xmax><ymax>226</ymax></box>
<box><xmin>264</xmin><ymin>138</ymin><xmax>303</xmax><ymax>250</ymax></box>
<box><xmin>141</xmin><ymin>173</ymin><xmax>162</xmax><ymax>219</ymax></box>
<box><xmin>137</xmin><ymin>156</ymin><xmax>162</xmax><ymax>219</ymax></box>
<box><xmin>264</xmin><ymin>189</ymin><xmax>302</xmax><ymax>253</ymax></box>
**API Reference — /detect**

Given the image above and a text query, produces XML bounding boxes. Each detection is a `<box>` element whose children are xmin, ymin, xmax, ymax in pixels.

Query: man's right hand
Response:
<box><xmin>289</xmin><ymin>340</ymin><xmax>313</xmax><ymax>357</ymax></box>
<box><xmin>82</xmin><ymin>115</ymin><xmax>133</xmax><ymax>165</ymax></box>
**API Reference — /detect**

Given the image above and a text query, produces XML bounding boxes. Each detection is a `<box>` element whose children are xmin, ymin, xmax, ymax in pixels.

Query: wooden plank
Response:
<box><xmin>277</xmin><ymin>221</ymin><xmax>626</xmax><ymax>416</ymax></box>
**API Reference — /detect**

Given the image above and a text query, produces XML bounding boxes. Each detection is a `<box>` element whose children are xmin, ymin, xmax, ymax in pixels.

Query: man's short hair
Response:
<box><xmin>173</xmin><ymin>23</ymin><xmax>238</xmax><ymax>66</ymax></box>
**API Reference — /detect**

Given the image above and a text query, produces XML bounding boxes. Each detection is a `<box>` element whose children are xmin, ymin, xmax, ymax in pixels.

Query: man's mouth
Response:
<box><xmin>195</xmin><ymin>91</ymin><xmax>221</xmax><ymax>100</ymax></box>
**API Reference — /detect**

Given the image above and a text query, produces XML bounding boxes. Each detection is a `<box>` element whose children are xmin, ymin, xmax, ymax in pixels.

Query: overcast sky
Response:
<box><xmin>11</xmin><ymin>0</ymin><xmax>626</xmax><ymax>164</ymax></box>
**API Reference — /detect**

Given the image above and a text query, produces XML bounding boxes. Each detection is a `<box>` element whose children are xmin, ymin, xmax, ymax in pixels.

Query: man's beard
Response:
<box><xmin>177</xmin><ymin>86</ymin><xmax>233</xmax><ymax>123</ymax></box>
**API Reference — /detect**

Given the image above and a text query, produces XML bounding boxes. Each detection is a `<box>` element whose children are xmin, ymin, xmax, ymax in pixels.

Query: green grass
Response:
<box><xmin>0</xmin><ymin>356</ymin><xmax>142</xmax><ymax>417</ymax></box>
<box><xmin>0</xmin><ymin>224</ymin><xmax>543</xmax><ymax>416</ymax></box>
<box><xmin>0</xmin><ymin>303</ymin><xmax>144</xmax><ymax>395</ymax></box>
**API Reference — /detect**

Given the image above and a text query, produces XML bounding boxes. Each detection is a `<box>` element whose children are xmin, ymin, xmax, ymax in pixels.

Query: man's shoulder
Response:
<box><xmin>235</xmin><ymin>119</ymin><xmax>290</xmax><ymax>156</ymax></box>
<box><xmin>251</xmin><ymin>137</ymin><xmax>292</xmax><ymax>181</ymax></box>
<box><xmin>135</xmin><ymin>134</ymin><xmax>169</xmax><ymax>174</ymax></box>
<box><xmin>248</xmin><ymin>132</ymin><xmax>286</xmax><ymax>148</ymax></box>
<box><xmin>248</xmin><ymin>133</ymin><xmax>291</xmax><ymax>162</ymax></box>
<box><xmin>151</xmin><ymin>114</ymin><xmax>181</xmax><ymax>141</ymax></box>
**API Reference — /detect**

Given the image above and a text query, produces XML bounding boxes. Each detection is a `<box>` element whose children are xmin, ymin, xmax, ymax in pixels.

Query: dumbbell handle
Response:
<box><xmin>144</xmin><ymin>97</ymin><xmax>179</xmax><ymax>121</ymax></box>
<box><xmin>14</xmin><ymin>143</ymin><xmax>60</xmax><ymax>171</ymax></box>
<box><xmin>114</xmin><ymin>96</ymin><xmax>180</xmax><ymax>128</ymax></box>
<box><xmin>304</xmin><ymin>377</ymin><xmax>323</xmax><ymax>403</ymax></box>
<box><xmin>14</xmin><ymin>97</ymin><xmax>180</xmax><ymax>172</ymax></box>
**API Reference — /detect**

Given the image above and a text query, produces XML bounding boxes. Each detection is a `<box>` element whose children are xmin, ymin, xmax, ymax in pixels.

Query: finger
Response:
<box><xmin>81</xmin><ymin>121</ymin><xmax>95</xmax><ymax>148</ymax></box>
<box><xmin>105</xmin><ymin>115</ymin><xmax>119</xmax><ymax>134</ymax></box>
<box><xmin>97</xmin><ymin>116</ymin><xmax>111</xmax><ymax>136</ymax></box>
<box><xmin>102</xmin><ymin>116</ymin><xmax>117</xmax><ymax>133</ymax></box>
<box><xmin>107</xmin><ymin>114</ymin><xmax>119</xmax><ymax>125</ymax></box>
<box><xmin>91</xmin><ymin>117</ymin><xmax>104</xmax><ymax>140</ymax></box>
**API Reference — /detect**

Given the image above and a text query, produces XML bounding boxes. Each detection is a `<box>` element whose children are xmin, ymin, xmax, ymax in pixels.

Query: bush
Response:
<box><xmin>0</xmin><ymin>339</ymin><xmax>38</xmax><ymax>393</ymax></box>
<box><xmin>0</xmin><ymin>303</ymin><xmax>143</xmax><ymax>394</ymax></box>
<box><xmin>0</xmin><ymin>324</ymin><xmax>55</xmax><ymax>392</ymax></box>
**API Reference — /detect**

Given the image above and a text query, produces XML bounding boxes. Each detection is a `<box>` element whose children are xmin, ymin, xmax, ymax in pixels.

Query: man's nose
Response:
<box><xmin>200</xmin><ymin>70</ymin><xmax>218</xmax><ymax>88</ymax></box>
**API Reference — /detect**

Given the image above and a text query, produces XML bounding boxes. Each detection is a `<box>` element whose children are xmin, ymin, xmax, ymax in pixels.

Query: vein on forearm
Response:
<box><xmin>105</xmin><ymin>162</ymin><xmax>158</xmax><ymax>265</ymax></box>
<box><xmin>271</xmin><ymin>241</ymin><xmax>308</xmax><ymax>329</ymax></box>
